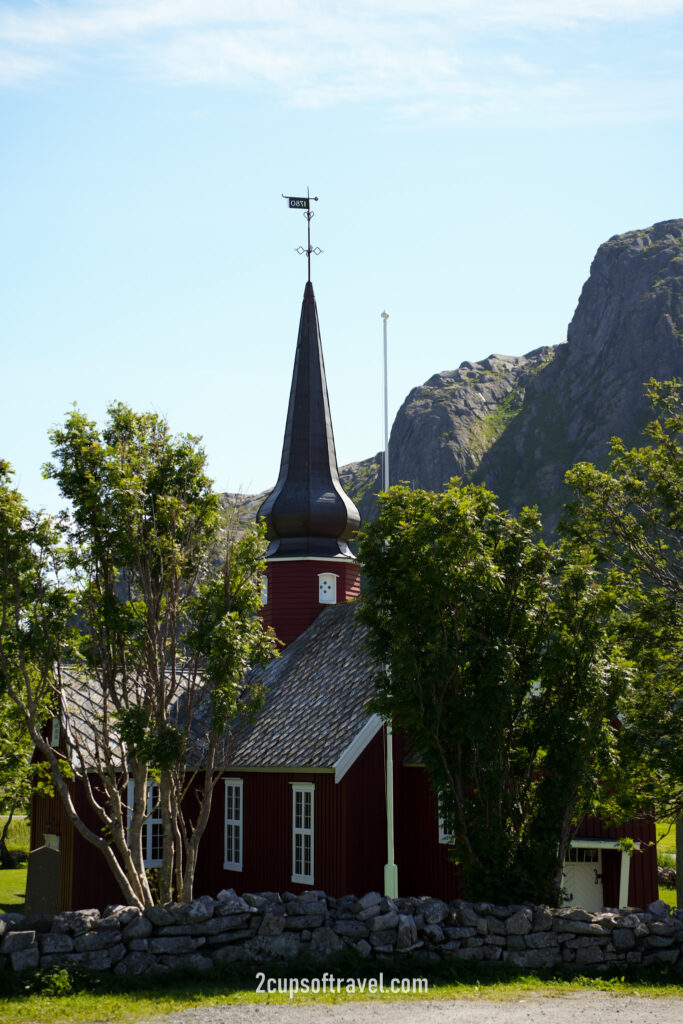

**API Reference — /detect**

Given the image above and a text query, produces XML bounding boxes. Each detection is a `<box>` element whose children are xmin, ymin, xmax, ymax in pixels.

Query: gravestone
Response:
<box><xmin>24</xmin><ymin>845</ymin><xmax>61</xmax><ymax>916</ymax></box>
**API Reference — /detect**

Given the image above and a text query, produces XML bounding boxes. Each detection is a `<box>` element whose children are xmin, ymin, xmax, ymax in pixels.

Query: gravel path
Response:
<box><xmin>104</xmin><ymin>993</ymin><xmax>683</xmax><ymax>1024</ymax></box>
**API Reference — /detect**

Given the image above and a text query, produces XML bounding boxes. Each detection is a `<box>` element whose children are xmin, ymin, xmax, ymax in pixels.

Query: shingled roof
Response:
<box><xmin>226</xmin><ymin>601</ymin><xmax>380</xmax><ymax>772</ymax></box>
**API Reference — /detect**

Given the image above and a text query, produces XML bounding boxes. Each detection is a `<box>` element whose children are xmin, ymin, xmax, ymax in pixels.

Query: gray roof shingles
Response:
<box><xmin>226</xmin><ymin>601</ymin><xmax>379</xmax><ymax>770</ymax></box>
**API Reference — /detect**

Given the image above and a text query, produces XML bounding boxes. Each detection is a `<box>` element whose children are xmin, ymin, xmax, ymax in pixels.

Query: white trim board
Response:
<box><xmin>333</xmin><ymin>714</ymin><xmax>383</xmax><ymax>783</ymax></box>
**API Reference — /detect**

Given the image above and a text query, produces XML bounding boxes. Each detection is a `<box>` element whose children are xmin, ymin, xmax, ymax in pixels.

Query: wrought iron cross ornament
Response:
<box><xmin>282</xmin><ymin>189</ymin><xmax>323</xmax><ymax>281</ymax></box>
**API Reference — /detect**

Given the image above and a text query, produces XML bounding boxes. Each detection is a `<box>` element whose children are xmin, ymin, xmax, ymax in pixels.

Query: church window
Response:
<box><xmin>126</xmin><ymin>780</ymin><xmax>163</xmax><ymax>868</ymax></box>
<box><xmin>260</xmin><ymin>576</ymin><xmax>268</xmax><ymax>605</ymax></box>
<box><xmin>318</xmin><ymin>572</ymin><xmax>338</xmax><ymax>604</ymax></box>
<box><xmin>291</xmin><ymin>783</ymin><xmax>314</xmax><ymax>884</ymax></box>
<box><xmin>224</xmin><ymin>778</ymin><xmax>243</xmax><ymax>871</ymax></box>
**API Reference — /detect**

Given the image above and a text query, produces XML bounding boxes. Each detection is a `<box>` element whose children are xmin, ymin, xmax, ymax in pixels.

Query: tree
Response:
<box><xmin>357</xmin><ymin>482</ymin><xmax>629</xmax><ymax>905</ymax></box>
<box><xmin>0</xmin><ymin>405</ymin><xmax>278</xmax><ymax>907</ymax></box>
<box><xmin>563</xmin><ymin>379</ymin><xmax>682</xmax><ymax>905</ymax></box>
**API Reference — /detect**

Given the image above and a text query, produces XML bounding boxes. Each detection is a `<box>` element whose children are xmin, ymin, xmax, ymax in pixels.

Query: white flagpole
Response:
<box><xmin>381</xmin><ymin>310</ymin><xmax>398</xmax><ymax>899</ymax></box>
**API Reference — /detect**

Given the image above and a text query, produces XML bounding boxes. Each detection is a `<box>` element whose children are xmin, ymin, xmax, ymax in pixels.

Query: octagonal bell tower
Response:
<box><xmin>257</xmin><ymin>279</ymin><xmax>361</xmax><ymax>646</ymax></box>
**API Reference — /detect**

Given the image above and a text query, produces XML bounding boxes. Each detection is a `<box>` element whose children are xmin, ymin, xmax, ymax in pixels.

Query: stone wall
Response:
<box><xmin>1</xmin><ymin>890</ymin><xmax>682</xmax><ymax>975</ymax></box>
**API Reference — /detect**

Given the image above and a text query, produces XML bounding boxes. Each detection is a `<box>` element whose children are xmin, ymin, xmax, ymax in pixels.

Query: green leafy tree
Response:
<box><xmin>563</xmin><ymin>379</ymin><xmax>682</xmax><ymax>905</ymax></box>
<box><xmin>358</xmin><ymin>482</ymin><xmax>629</xmax><ymax>905</ymax></box>
<box><xmin>0</xmin><ymin>406</ymin><xmax>278</xmax><ymax>907</ymax></box>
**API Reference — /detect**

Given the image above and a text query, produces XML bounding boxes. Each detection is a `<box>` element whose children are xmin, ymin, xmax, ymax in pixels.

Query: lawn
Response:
<box><xmin>1</xmin><ymin>957</ymin><xmax>683</xmax><ymax>1024</ymax></box>
<box><xmin>0</xmin><ymin>814</ymin><xmax>29</xmax><ymax>913</ymax></box>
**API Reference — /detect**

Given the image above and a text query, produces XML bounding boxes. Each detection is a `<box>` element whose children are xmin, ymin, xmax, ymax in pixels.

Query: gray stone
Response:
<box><xmin>122</xmin><ymin>915</ymin><xmax>153</xmax><ymax>939</ymax></box>
<box><xmin>128</xmin><ymin>939</ymin><xmax>149</xmax><ymax>951</ymax></box>
<box><xmin>485</xmin><ymin>935</ymin><xmax>506</xmax><ymax>947</ymax></box>
<box><xmin>422</xmin><ymin>924</ymin><xmax>444</xmax><ymax>945</ymax></box>
<box><xmin>149</xmin><ymin>936</ymin><xmax>206</xmax><ymax>954</ymax></box>
<box><xmin>396</xmin><ymin>914</ymin><xmax>418</xmax><ymax>950</ymax></box>
<box><xmin>611</xmin><ymin>928</ymin><xmax>636</xmax><ymax>950</ymax></box>
<box><xmin>309</xmin><ymin>927</ymin><xmax>345</xmax><ymax>957</ymax></box>
<box><xmin>102</xmin><ymin>904</ymin><xmax>139</xmax><ymax>926</ymax></box>
<box><xmin>369</xmin><ymin>928</ymin><xmax>398</xmax><ymax>947</ymax></box>
<box><xmin>144</xmin><ymin>905</ymin><xmax>175</xmax><ymax>926</ymax></box>
<box><xmin>94</xmin><ymin>914</ymin><xmax>123</xmax><ymax>931</ymax></box>
<box><xmin>164</xmin><ymin>897</ymin><xmax>214</xmax><ymax>925</ymax></box>
<box><xmin>213</xmin><ymin>945</ymin><xmax>252</xmax><ymax>963</ymax></box>
<box><xmin>486</xmin><ymin>915</ymin><xmax>507</xmax><ymax>935</ymax></box>
<box><xmin>334</xmin><ymin>919</ymin><xmax>369</xmax><ymax>940</ymax></box>
<box><xmin>287</xmin><ymin>899</ymin><xmax>326</xmax><ymax>917</ymax></box>
<box><xmin>525</xmin><ymin>931</ymin><xmax>559</xmax><ymax>949</ymax></box>
<box><xmin>10</xmin><ymin>945</ymin><xmax>39</xmax><ymax>971</ymax></box>
<box><xmin>114</xmin><ymin>951</ymin><xmax>160</xmax><ymax>975</ymax></box>
<box><xmin>40</xmin><ymin>952</ymin><xmax>85</xmax><ymax>967</ymax></box>
<box><xmin>74</xmin><ymin>929</ymin><xmax>125</xmax><ymax>952</ymax></box>
<box><xmin>556</xmin><ymin>920</ymin><xmax>608</xmax><ymax>936</ymax></box>
<box><xmin>355</xmin><ymin>938</ymin><xmax>372</xmax><ymax>957</ymax></box>
<box><xmin>447</xmin><ymin>946</ymin><xmax>485</xmax><ymax>961</ymax></box>
<box><xmin>506</xmin><ymin>909</ymin><xmax>532</xmax><ymax>935</ymax></box>
<box><xmin>464</xmin><ymin>936</ymin><xmax>484</xmax><ymax>947</ymax></box>
<box><xmin>283</xmin><ymin>914</ymin><xmax>324</xmax><ymax>931</ymax></box>
<box><xmin>158</xmin><ymin>914</ymin><xmax>252</xmax><ymax>937</ymax></box>
<box><xmin>419</xmin><ymin>899</ymin><xmax>449</xmax><ymax>925</ymax></box>
<box><xmin>356</xmin><ymin>905</ymin><xmax>382</xmax><ymax>921</ymax></box>
<box><xmin>532</xmin><ymin>907</ymin><xmax>554</xmax><ymax>932</ymax></box>
<box><xmin>82</xmin><ymin>949</ymin><xmax>114</xmax><ymax>970</ymax></box>
<box><xmin>649</xmin><ymin>919</ymin><xmax>676</xmax><ymax>936</ymax></box>
<box><xmin>1</xmin><ymin>930</ymin><xmax>35</xmax><ymax>954</ymax></box>
<box><xmin>575</xmin><ymin>946</ymin><xmax>605</xmax><ymax>964</ymax></box>
<box><xmin>457</xmin><ymin>905</ymin><xmax>487</xmax><ymax>931</ymax></box>
<box><xmin>39</xmin><ymin>932</ymin><xmax>74</xmax><ymax>953</ymax></box>
<box><xmin>555</xmin><ymin>907</ymin><xmax>592</xmax><ymax>923</ymax></box>
<box><xmin>507</xmin><ymin>934</ymin><xmax>527</xmax><ymax>950</ymax></box>
<box><xmin>645</xmin><ymin>934</ymin><xmax>675</xmax><ymax>947</ymax></box>
<box><xmin>245</xmin><ymin>932</ymin><xmax>301</xmax><ymax>960</ymax></box>
<box><xmin>205</xmin><ymin>929</ymin><xmax>253</xmax><ymax>946</ymax></box>
<box><xmin>505</xmin><ymin>948</ymin><xmax>560</xmax><ymax>968</ymax></box>
<box><xmin>369</xmin><ymin>910</ymin><xmax>399</xmax><ymax>932</ymax></box>
<box><xmin>445</xmin><ymin>926</ymin><xmax>475</xmax><ymax>940</ymax></box>
<box><xmin>358</xmin><ymin>891</ymin><xmax>382</xmax><ymax>910</ymax></box>
<box><xmin>258</xmin><ymin>913</ymin><xmax>286</xmax><ymax>937</ymax></box>
<box><xmin>240</xmin><ymin>893</ymin><xmax>269</xmax><ymax>909</ymax></box>
<box><xmin>159</xmin><ymin>953</ymin><xmax>213</xmax><ymax>971</ymax></box>
<box><xmin>646</xmin><ymin>899</ymin><xmax>671</xmax><ymax>917</ymax></box>
<box><xmin>216</xmin><ymin>890</ymin><xmax>252</xmax><ymax>915</ymax></box>
<box><xmin>643</xmin><ymin>949</ymin><xmax>679</xmax><ymax>966</ymax></box>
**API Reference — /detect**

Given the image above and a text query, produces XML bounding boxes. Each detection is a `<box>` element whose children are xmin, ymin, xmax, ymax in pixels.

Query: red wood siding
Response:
<box><xmin>262</xmin><ymin>559</ymin><xmax>361</xmax><ymax>647</ymax></box>
<box><xmin>574</xmin><ymin>814</ymin><xmax>658</xmax><ymax>908</ymax></box>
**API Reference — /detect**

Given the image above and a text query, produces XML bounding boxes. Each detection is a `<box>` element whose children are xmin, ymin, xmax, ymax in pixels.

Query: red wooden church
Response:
<box><xmin>31</xmin><ymin>275</ymin><xmax>658</xmax><ymax>913</ymax></box>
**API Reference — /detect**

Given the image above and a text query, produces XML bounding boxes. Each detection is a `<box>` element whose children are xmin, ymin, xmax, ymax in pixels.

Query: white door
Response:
<box><xmin>562</xmin><ymin>848</ymin><xmax>603</xmax><ymax>911</ymax></box>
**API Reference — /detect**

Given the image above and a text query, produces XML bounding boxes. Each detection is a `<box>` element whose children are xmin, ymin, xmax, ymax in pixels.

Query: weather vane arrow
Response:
<box><xmin>282</xmin><ymin>188</ymin><xmax>322</xmax><ymax>281</ymax></box>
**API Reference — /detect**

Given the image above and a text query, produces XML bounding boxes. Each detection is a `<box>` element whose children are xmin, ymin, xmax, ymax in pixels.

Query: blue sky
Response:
<box><xmin>2</xmin><ymin>1</ymin><xmax>683</xmax><ymax>514</ymax></box>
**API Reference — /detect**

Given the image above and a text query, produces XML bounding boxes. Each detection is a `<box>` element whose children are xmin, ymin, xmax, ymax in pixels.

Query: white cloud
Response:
<box><xmin>1</xmin><ymin>0</ymin><xmax>682</xmax><ymax>122</ymax></box>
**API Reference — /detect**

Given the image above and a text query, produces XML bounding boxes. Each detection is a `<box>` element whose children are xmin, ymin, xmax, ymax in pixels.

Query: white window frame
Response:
<box><xmin>438</xmin><ymin>814</ymin><xmax>454</xmax><ymax>845</ymax></box>
<box><xmin>224</xmin><ymin>777</ymin><xmax>243</xmax><ymax>871</ymax></box>
<box><xmin>260</xmin><ymin>575</ymin><xmax>268</xmax><ymax>605</ymax></box>
<box><xmin>318</xmin><ymin>572</ymin><xmax>338</xmax><ymax>605</ymax></box>
<box><xmin>126</xmin><ymin>779</ymin><xmax>163</xmax><ymax>868</ymax></box>
<box><xmin>291</xmin><ymin>782</ymin><xmax>314</xmax><ymax>884</ymax></box>
<box><xmin>50</xmin><ymin>716</ymin><xmax>61</xmax><ymax>747</ymax></box>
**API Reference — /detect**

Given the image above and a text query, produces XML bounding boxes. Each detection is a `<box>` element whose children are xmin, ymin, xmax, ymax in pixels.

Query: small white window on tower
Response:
<box><xmin>318</xmin><ymin>572</ymin><xmax>338</xmax><ymax>604</ymax></box>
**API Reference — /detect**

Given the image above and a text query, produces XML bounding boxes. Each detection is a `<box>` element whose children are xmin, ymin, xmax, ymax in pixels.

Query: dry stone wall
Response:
<box><xmin>1</xmin><ymin>890</ymin><xmax>682</xmax><ymax>975</ymax></box>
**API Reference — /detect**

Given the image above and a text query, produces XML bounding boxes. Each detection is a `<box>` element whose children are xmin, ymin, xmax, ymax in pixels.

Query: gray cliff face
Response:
<box><xmin>228</xmin><ymin>220</ymin><xmax>683</xmax><ymax>537</ymax></box>
<box><xmin>471</xmin><ymin>219</ymin><xmax>683</xmax><ymax>530</ymax></box>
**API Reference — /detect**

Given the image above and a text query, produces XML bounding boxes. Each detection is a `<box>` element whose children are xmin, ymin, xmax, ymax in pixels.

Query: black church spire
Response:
<box><xmin>258</xmin><ymin>281</ymin><xmax>361</xmax><ymax>559</ymax></box>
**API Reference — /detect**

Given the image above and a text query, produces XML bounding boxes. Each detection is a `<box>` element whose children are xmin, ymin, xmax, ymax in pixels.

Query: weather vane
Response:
<box><xmin>282</xmin><ymin>188</ymin><xmax>323</xmax><ymax>281</ymax></box>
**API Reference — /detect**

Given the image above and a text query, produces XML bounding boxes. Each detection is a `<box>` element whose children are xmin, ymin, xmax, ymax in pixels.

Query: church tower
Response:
<box><xmin>258</xmin><ymin>280</ymin><xmax>361</xmax><ymax>646</ymax></box>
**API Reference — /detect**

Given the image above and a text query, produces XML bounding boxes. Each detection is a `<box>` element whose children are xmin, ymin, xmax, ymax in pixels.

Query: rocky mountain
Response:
<box><xmin>230</xmin><ymin>219</ymin><xmax>683</xmax><ymax>536</ymax></box>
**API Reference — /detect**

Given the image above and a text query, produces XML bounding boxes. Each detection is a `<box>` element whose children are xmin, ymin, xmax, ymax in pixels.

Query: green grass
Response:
<box><xmin>657</xmin><ymin>822</ymin><xmax>676</xmax><ymax>857</ymax></box>
<box><xmin>1</xmin><ymin>957</ymin><xmax>683</xmax><ymax>1024</ymax></box>
<box><xmin>0</xmin><ymin>865</ymin><xmax>27</xmax><ymax>913</ymax></box>
<box><xmin>656</xmin><ymin>822</ymin><xmax>678</xmax><ymax>908</ymax></box>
